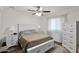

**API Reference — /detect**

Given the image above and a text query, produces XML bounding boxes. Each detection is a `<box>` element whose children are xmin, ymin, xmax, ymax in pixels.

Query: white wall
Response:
<box><xmin>0</xmin><ymin>7</ymin><xmax>46</xmax><ymax>37</ymax></box>
<box><xmin>0</xmin><ymin>8</ymin><xmax>3</xmax><ymax>39</ymax></box>
<box><xmin>67</xmin><ymin>12</ymin><xmax>79</xmax><ymax>22</ymax></box>
<box><xmin>39</xmin><ymin>17</ymin><xmax>48</xmax><ymax>33</ymax></box>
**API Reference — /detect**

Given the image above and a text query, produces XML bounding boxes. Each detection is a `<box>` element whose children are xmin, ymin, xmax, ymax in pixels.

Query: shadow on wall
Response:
<box><xmin>49</xmin><ymin>31</ymin><xmax>62</xmax><ymax>43</ymax></box>
<box><xmin>0</xmin><ymin>37</ymin><xmax>6</xmax><ymax>47</ymax></box>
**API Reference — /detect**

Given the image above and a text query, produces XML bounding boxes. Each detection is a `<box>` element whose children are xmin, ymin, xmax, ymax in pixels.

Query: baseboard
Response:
<box><xmin>54</xmin><ymin>41</ymin><xmax>62</xmax><ymax>45</ymax></box>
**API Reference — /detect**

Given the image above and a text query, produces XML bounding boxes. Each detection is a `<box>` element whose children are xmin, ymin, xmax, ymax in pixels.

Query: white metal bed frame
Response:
<box><xmin>17</xmin><ymin>24</ymin><xmax>54</xmax><ymax>53</ymax></box>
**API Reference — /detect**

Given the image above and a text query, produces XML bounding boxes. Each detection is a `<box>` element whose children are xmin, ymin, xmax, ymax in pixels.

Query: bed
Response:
<box><xmin>18</xmin><ymin>24</ymin><xmax>54</xmax><ymax>53</ymax></box>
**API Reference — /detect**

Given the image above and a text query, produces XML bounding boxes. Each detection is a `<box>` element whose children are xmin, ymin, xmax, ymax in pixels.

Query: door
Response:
<box><xmin>0</xmin><ymin>12</ymin><xmax>1</xmax><ymax>38</ymax></box>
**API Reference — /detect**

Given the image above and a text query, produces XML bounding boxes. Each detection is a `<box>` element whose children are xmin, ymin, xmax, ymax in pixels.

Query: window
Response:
<box><xmin>48</xmin><ymin>17</ymin><xmax>61</xmax><ymax>31</ymax></box>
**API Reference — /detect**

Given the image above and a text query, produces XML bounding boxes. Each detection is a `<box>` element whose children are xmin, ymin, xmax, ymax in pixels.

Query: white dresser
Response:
<box><xmin>6</xmin><ymin>33</ymin><xmax>18</xmax><ymax>47</ymax></box>
<box><xmin>62</xmin><ymin>22</ymin><xmax>77</xmax><ymax>53</ymax></box>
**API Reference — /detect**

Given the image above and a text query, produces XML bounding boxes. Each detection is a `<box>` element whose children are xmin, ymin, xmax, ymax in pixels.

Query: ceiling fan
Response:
<box><xmin>27</xmin><ymin>6</ymin><xmax>51</xmax><ymax>16</ymax></box>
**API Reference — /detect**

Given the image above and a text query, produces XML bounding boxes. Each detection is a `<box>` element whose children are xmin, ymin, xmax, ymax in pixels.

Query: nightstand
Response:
<box><xmin>6</xmin><ymin>33</ymin><xmax>18</xmax><ymax>47</ymax></box>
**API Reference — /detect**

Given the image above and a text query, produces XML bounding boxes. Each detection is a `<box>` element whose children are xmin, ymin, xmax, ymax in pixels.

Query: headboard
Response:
<box><xmin>17</xmin><ymin>24</ymin><xmax>39</xmax><ymax>32</ymax></box>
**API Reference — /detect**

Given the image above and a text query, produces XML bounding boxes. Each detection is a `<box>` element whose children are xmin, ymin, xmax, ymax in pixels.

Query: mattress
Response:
<box><xmin>19</xmin><ymin>33</ymin><xmax>53</xmax><ymax>49</ymax></box>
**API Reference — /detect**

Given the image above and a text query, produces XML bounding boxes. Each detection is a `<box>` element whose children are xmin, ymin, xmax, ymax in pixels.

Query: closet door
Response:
<box><xmin>0</xmin><ymin>12</ymin><xmax>2</xmax><ymax>38</ymax></box>
<box><xmin>76</xmin><ymin>22</ymin><xmax>79</xmax><ymax>52</ymax></box>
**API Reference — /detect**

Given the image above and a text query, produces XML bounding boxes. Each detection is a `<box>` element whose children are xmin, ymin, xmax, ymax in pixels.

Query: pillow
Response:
<box><xmin>19</xmin><ymin>29</ymin><xmax>38</xmax><ymax>36</ymax></box>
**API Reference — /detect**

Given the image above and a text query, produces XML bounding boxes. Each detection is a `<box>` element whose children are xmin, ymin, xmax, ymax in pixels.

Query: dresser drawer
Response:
<box><xmin>63</xmin><ymin>42</ymin><xmax>75</xmax><ymax>53</ymax></box>
<box><xmin>63</xmin><ymin>40</ymin><xmax>68</xmax><ymax>46</ymax></box>
<box><xmin>67</xmin><ymin>44</ymin><xmax>76</xmax><ymax>53</ymax></box>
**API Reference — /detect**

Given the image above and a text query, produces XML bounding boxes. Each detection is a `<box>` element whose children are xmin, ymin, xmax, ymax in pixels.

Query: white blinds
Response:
<box><xmin>48</xmin><ymin>17</ymin><xmax>61</xmax><ymax>31</ymax></box>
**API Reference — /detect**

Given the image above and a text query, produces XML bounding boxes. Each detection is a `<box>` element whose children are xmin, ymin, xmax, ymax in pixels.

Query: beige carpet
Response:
<box><xmin>47</xmin><ymin>44</ymin><xmax>70</xmax><ymax>53</ymax></box>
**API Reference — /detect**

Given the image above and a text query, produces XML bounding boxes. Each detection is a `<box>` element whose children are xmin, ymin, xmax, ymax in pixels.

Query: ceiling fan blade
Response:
<box><xmin>9</xmin><ymin>6</ymin><xmax>15</xmax><ymax>8</ymax></box>
<box><xmin>32</xmin><ymin>13</ymin><xmax>36</xmax><ymax>15</ymax></box>
<box><xmin>39</xmin><ymin>7</ymin><xmax>43</xmax><ymax>11</ymax></box>
<box><xmin>43</xmin><ymin>11</ymin><xmax>51</xmax><ymax>13</ymax></box>
<box><xmin>36</xmin><ymin>6</ymin><xmax>40</xmax><ymax>11</ymax></box>
<box><xmin>36</xmin><ymin>6</ymin><xmax>40</xmax><ymax>8</ymax></box>
<box><xmin>28</xmin><ymin>9</ymin><xmax>36</xmax><ymax>12</ymax></box>
<box><xmin>35</xmin><ymin>6</ymin><xmax>42</xmax><ymax>11</ymax></box>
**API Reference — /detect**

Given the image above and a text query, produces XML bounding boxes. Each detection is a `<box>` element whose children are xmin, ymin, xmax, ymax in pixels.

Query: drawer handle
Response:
<box><xmin>64</xmin><ymin>39</ymin><xmax>66</xmax><ymax>40</ymax></box>
<box><xmin>64</xmin><ymin>30</ymin><xmax>66</xmax><ymax>31</ymax></box>
<box><xmin>70</xmin><ymin>31</ymin><xmax>73</xmax><ymax>32</ymax></box>
<box><xmin>69</xmin><ymin>47</ymin><xmax>73</xmax><ymax>50</ymax></box>
<box><xmin>48</xmin><ymin>44</ymin><xmax>51</xmax><ymax>47</ymax></box>
<box><xmin>37</xmin><ymin>50</ymin><xmax>40</xmax><ymax>53</ymax></box>
<box><xmin>70</xmin><ymin>36</ymin><xmax>73</xmax><ymax>38</ymax></box>
<box><xmin>70</xmin><ymin>42</ymin><xmax>73</xmax><ymax>44</ymax></box>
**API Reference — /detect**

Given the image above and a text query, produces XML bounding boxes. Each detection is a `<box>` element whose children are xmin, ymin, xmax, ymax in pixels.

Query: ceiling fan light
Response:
<box><xmin>36</xmin><ymin>13</ymin><xmax>39</xmax><ymax>15</ymax></box>
<box><xmin>38</xmin><ymin>13</ymin><xmax>42</xmax><ymax>16</ymax></box>
<box><xmin>36</xmin><ymin>13</ymin><xmax>42</xmax><ymax>16</ymax></box>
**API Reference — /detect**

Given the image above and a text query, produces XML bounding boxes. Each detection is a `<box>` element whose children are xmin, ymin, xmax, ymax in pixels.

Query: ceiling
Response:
<box><xmin>13</xmin><ymin>6</ymin><xmax>78</xmax><ymax>11</ymax></box>
<box><xmin>1</xmin><ymin>6</ymin><xmax>79</xmax><ymax>17</ymax></box>
<box><xmin>10</xmin><ymin>6</ymin><xmax>75</xmax><ymax>11</ymax></box>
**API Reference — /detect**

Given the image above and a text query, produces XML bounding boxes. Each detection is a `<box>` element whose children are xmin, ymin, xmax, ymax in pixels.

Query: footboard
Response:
<box><xmin>27</xmin><ymin>40</ymin><xmax>54</xmax><ymax>53</ymax></box>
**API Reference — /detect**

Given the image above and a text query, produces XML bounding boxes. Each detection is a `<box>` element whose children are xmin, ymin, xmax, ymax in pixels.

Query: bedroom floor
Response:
<box><xmin>1</xmin><ymin>43</ymin><xmax>70</xmax><ymax>53</ymax></box>
<box><xmin>10</xmin><ymin>43</ymin><xmax>70</xmax><ymax>53</ymax></box>
<box><xmin>13</xmin><ymin>43</ymin><xmax>70</xmax><ymax>53</ymax></box>
<box><xmin>46</xmin><ymin>43</ymin><xmax>70</xmax><ymax>53</ymax></box>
